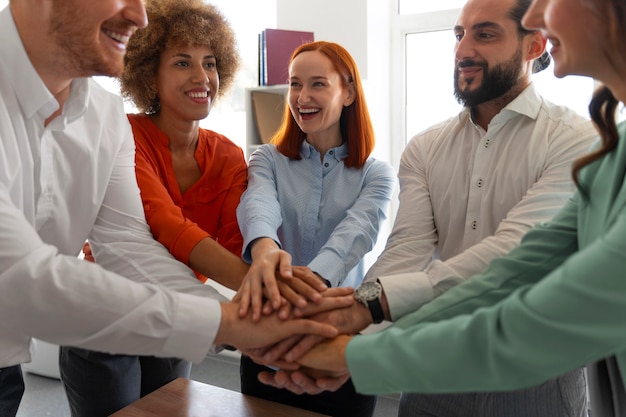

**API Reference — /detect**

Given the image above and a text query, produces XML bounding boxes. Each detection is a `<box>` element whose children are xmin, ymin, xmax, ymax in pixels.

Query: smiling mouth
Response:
<box><xmin>299</xmin><ymin>108</ymin><xmax>320</xmax><ymax>115</ymax></box>
<box><xmin>103</xmin><ymin>29</ymin><xmax>130</xmax><ymax>45</ymax></box>
<box><xmin>188</xmin><ymin>91</ymin><xmax>209</xmax><ymax>98</ymax></box>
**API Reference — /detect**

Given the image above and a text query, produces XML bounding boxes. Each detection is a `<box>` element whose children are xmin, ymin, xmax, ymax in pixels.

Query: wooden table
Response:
<box><xmin>110</xmin><ymin>377</ymin><xmax>330</xmax><ymax>417</ymax></box>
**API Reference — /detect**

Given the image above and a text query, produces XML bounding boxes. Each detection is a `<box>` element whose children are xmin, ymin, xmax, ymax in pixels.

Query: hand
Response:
<box><xmin>241</xmin><ymin>288</ymin><xmax>356</xmax><ymax>366</ymax></box>
<box><xmin>260</xmin><ymin>301</ymin><xmax>369</xmax><ymax>364</ymax></box>
<box><xmin>258</xmin><ymin>368</ymin><xmax>350</xmax><ymax>395</ymax></box>
<box><xmin>215</xmin><ymin>302</ymin><xmax>340</xmax><ymax>351</ymax></box>
<box><xmin>234</xmin><ymin>239</ymin><xmax>328</xmax><ymax>321</ymax></box>
<box><xmin>257</xmin><ymin>266</ymin><xmax>334</xmax><ymax>321</ymax></box>
<box><xmin>297</xmin><ymin>335</ymin><xmax>352</xmax><ymax>375</ymax></box>
<box><xmin>82</xmin><ymin>241</ymin><xmax>95</xmax><ymax>263</ymax></box>
<box><xmin>269</xmin><ymin>266</ymin><xmax>330</xmax><ymax>317</ymax></box>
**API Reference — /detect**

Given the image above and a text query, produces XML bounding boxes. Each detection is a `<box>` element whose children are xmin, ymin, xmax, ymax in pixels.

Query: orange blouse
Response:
<box><xmin>130</xmin><ymin>114</ymin><xmax>247</xmax><ymax>282</ymax></box>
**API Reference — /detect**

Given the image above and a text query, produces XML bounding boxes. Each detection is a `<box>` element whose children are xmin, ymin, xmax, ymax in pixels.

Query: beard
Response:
<box><xmin>454</xmin><ymin>48</ymin><xmax>523</xmax><ymax>108</ymax></box>
<box><xmin>49</xmin><ymin>1</ymin><xmax>124</xmax><ymax>78</ymax></box>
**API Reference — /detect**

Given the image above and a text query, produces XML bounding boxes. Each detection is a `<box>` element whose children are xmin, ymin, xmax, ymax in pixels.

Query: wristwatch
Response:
<box><xmin>354</xmin><ymin>281</ymin><xmax>384</xmax><ymax>324</ymax></box>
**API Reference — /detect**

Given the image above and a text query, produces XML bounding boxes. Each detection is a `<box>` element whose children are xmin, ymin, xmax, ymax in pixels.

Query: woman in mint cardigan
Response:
<box><xmin>281</xmin><ymin>0</ymin><xmax>626</xmax><ymax>414</ymax></box>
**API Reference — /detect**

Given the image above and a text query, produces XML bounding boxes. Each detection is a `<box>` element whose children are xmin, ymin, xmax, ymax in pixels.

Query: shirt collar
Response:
<box><xmin>501</xmin><ymin>83</ymin><xmax>542</xmax><ymax>120</ymax></box>
<box><xmin>300</xmin><ymin>139</ymin><xmax>348</xmax><ymax>161</ymax></box>
<box><xmin>459</xmin><ymin>83</ymin><xmax>542</xmax><ymax>125</ymax></box>
<box><xmin>0</xmin><ymin>7</ymin><xmax>89</xmax><ymax>128</ymax></box>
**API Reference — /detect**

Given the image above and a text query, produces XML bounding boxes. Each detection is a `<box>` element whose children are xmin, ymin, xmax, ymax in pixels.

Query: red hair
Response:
<box><xmin>271</xmin><ymin>41</ymin><xmax>375</xmax><ymax>169</ymax></box>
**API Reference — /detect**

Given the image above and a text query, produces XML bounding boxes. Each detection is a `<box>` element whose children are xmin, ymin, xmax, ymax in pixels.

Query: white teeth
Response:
<box><xmin>104</xmin><ymin>30</ymin><xmax>130</xmax><ymax>44</ymax></box>
<box><xmin>188</xmin><ymin>92</ymin><xmax>208</xmax><ymax>98</ymax></box>
<box><xmin>300</xmin><ymin>108</ymin><xmax>319</xmax><ymax>114</ymax></box>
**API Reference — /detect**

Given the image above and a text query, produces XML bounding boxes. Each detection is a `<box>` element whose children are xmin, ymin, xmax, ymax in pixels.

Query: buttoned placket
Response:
<box><xmin>464</xmin><ymin>124</ymin><xmax>494</xmax><ymax>243</ymax></box>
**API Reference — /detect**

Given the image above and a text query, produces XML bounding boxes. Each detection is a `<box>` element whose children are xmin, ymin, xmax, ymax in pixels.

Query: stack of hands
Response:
<box><xmin>227</xmin><ymin>248</ymin><xmax>372</xmax><ymax>395</ymax></box>
<box><xmin>83</xmin><ymin>242</ymin><xmax>366</xmax><ymax>394</ymax></box>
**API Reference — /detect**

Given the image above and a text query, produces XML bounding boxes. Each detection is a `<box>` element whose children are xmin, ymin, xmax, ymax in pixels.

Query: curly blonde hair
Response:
<box><xmin>119</xmin><ymin>0</ymin><xmax>240</xmax><ymax>113</ymax></box>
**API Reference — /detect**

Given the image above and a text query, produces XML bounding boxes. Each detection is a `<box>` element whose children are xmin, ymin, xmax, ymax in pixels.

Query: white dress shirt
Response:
<box><xmin>366</xmin><ymin>84</ymin><xmax>598</xmax><ymax>320</ymax></box>
<box><xmin>0</xmin><ymin>7</ymin><xmax>224</xmax><ymax>367</ymax></box>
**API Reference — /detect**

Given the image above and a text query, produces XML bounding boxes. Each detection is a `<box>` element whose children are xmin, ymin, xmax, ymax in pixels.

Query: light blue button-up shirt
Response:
<box><xmin>237</xmin><ymin>141</ymin><xmax>395</xmax><ymax>287</ymax></box>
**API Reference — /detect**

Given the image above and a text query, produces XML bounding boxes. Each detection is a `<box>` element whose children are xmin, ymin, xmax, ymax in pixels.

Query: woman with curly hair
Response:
<box><xmin>60</xmin><ymin>1</ymin><xmax>249</xmax><ymax>415</ymax></box>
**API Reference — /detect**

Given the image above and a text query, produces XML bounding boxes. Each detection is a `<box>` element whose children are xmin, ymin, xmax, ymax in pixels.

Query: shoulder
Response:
<box><xmin>199</xmin><ymin>128</ymin><xmax>245</xmax><ymax>158</ymax></box>
<box><xmin>83</xmin><ymin>79</ymin><xmax>132</xmax><ymax>147</ymax></box>
<box><xmin>538</xmin><ymin>97</ymin><xmax>594</xmax><ymax>131</ymax></box>
<box><xmin>87</xmin><ymin>79</ymin><xmax>126</xmax><ymax>116</ymax></box>
<box><xmin>250</xmin><ymin>143</ymin><xmax>281</xmax><ymax>160</ymax></box>
<box><xmin>402</xmin><ymin>114</ymin><xmax>463</xmax><ymax>163</ymax></box>
<box><xmin>364</xmin><ymin>157</ymin><xmax>395</xmax><ymax>176</ymax></box>
<box><xmin>361</xmin><ymin>158</ymin><xmax>396</xmax><ymax>191</ymax></box>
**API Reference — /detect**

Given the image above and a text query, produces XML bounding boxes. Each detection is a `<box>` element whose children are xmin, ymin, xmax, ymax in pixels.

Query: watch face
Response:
<box><xmin>357</xmin><ymin>282</ymin><xmax>381</xmax><ymax>300</ymax></box>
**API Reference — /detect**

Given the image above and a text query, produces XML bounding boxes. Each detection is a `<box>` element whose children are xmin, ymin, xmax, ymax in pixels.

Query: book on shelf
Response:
<box><xmin>259</xmin><ymin>28</ymin><xmax>314</xmax><ymax>86</ymax></box>
<box><xmin>251</xmin><ymin>89</ymin><xmax>286</xmax><ymax>144</ymax></box>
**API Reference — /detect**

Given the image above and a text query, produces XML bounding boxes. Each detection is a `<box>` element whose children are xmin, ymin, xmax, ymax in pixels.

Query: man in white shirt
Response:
<box><xmin>256</xmin><ymin>0</ymin><xmax>597</xmax><ymax>415</ymax></box>
<box><xmin>0</xmin><ymin>1</ymin><xmax>344</xmax><ymax>416</ymax></box>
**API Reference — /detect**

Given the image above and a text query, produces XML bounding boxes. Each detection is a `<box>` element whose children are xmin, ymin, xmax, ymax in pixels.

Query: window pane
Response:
<box><xmin>406</xmin><ymin>33</ymin><xmax>596</xmax><ymax>143</ymax></box>
<box><xmin>400</xmin><ymin>0</ymin><xmax>465</xmax><ymax>15</ymax></box>
<box><xmin>406</xmin><ymin>30</ymin><xmax>461</xmax><ymax>141</ymax></box>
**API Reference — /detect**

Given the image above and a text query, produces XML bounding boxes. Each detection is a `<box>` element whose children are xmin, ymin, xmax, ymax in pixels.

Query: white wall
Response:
<box><xmin>276</xmin><ymin>0</ymin><xmax>369</xmax><ymax>79</ymax></box>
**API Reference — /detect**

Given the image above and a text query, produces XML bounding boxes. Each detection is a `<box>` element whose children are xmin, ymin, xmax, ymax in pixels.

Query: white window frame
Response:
<box><xmin>389</xmin><ymin>8</ymin><xmax>462</xmax><ymax>169</ymax></box>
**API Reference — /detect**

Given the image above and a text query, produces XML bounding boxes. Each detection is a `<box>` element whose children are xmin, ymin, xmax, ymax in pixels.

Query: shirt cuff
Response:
<box><xmin>163</xmin><ymin>293</ymin><xmax>221</xmax><ymax>363</ymax></box>
<box><xmin>308</xmin><ymin>252</ymin><xmax>342</xmax><ymax>287</ymax></box>
<box><xmin>241</xmin><ymin>224</ymin><xmax>281</xmax><ymax>263</ymax></box>
<box><xmin>377</xmin><ymin>271</ymin><xmax>434</xmax><ymax>321</ymax></box>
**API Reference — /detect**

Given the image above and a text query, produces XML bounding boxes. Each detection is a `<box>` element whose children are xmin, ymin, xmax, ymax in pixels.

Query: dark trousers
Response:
<box><xmin>0</xmin><ymin>365</ymin><xmax>25</xmax><ymax>417</ymax></box>
<box><xmin>398</xmin><ymin>368</ymin><xmax>587</xmax><ymax>417</ymax></box>
<box><xmin>59</xmin><ymin>346</ymin><xmax>191</xmax><ymax>417</ymax></box>
<box><xmin>240</xmin><ymin>355</ymin><xmax>376</xmax><ymax>417</ymax></box>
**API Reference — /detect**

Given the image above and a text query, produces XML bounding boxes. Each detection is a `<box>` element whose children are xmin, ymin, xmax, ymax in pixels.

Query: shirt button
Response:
<box><xmin>471</xmin><ymin>220</ymin><xmax>478</xmax><ymax>230</ymax></box>
<box><xmin>329</xmin><ymin>150</ymin><xmax>334</xmax><ymax>155</ymax></box>
<box><xmin>477</xmin><ymin>179</ymin><xmax>484</xmax><ymax>188</ymax></box>
<box><xmin>484</xmin><ymin>139</ymin><xmax>491</xmax><ymax>148</ymax></box>
<box><xmin>324</xmin><ymin>162</ymin><xmax>329</xmax><ymax>167</ymax></box>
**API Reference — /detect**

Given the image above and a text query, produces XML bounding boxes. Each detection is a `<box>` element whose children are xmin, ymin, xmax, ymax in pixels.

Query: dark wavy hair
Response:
<box><xmin>272</xmin><ymin>41</ymin><xmax>374</xmax><ymax>169</ymax></box>
<box><xmin>572</xmin><ymin>0</ymin><xmax>626</xmax><ymax>193</ymax></box>
<box><xmin>119</xmin><ymin>0</ymin><xmax>240</xmax><ymax>114</ymax></box>
<box><xmin>510</xmin><ymin>0</ymin><xmax>551</xmax><ymax>73</ymax></box>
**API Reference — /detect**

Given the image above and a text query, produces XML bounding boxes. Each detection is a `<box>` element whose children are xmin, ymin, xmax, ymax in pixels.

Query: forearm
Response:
<box><xmin>188</xmin><ymin>237</ymin><xmax>249</xmax><ymax>290</ymax></box>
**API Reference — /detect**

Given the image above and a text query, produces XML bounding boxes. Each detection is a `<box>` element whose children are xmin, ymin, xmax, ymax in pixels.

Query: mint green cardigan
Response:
<box><xmin>348</xmin><ymin>123</ymin><xmax>626</xmax><ymax>396</ymax></box>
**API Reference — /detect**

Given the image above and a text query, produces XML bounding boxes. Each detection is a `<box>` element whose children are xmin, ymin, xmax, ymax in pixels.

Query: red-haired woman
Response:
<box><xmin>236</xmin><ymin>41</ymin><xmax>395</xmax><ymax>417</ymax></box>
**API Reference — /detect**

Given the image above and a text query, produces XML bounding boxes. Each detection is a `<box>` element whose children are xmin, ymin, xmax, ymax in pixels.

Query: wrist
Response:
<box><xmin>380</xmin><ymin>290</ymin><xmax>391</xmax><ymax>321</ymax></box>
<box><xmin>250</xmin><ymin>237</ymin><xmax>279</xmax><ymax>260</ymax></box>
<box><xmin>354</xmin><ymin>281</ymin><xmax>384</xmax><ymax>324</ymax></box>
<box><xmin>313</xmin><ymin>271</ymin><xmax>331</xmax><ymax>287</ymax></box>
<box><xmin>215</xmin><ymin>302</ymin><xmax>236</xmax><ymax>347</ymax></box>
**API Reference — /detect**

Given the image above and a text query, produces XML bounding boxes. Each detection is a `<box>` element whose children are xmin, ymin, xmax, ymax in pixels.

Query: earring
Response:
<box><xmin>147</xmin><ymin>97</ymin><xmax>160</xmax><ymax>114</ymax></box>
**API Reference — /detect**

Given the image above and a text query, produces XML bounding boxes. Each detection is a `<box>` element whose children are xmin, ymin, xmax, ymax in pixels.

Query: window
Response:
<box><xmin>400</xmin><ymin>0</ymin><xmax>466</xmax><ymax>15</ymax></box>
<box><xmin>405</xmin><ymin>30</ymin><xmax>460</xmax><ymax>139</ymax></box>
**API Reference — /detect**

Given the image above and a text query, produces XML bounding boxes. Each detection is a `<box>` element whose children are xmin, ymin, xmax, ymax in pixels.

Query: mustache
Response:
<box><xmin>456</xmin><ymin>60</ymin><xmax>487</xmax><ymax>69</ymax></box>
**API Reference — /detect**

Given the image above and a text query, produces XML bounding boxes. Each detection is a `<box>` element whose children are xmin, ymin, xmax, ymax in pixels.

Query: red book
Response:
<box><xmin>261</xmin><ymin>28</ymin><xmax>314</xmax><ymax>86</ymax></box>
